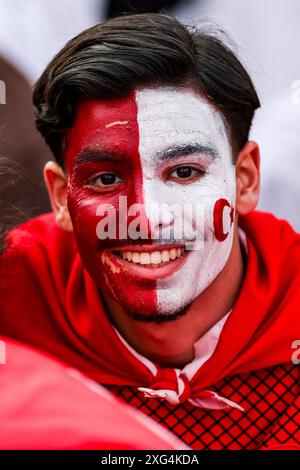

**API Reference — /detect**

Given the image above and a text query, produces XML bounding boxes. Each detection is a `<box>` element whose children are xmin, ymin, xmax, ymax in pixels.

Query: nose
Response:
<box><xmin>142</xmin><ymin>182</ymin><xmax>176</xmax><ymax>240</ymax></box>
<box><xmin>147</xmin><ymin>204</ymin><xmax>175</xmax><ymax>240</ymax></box>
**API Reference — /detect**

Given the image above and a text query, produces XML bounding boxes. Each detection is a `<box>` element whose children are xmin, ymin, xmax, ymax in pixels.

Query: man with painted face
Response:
<box><xmin>1</xmin><ymin>14</ymin><xmax>300</xmax><ymax>450</ymax></box>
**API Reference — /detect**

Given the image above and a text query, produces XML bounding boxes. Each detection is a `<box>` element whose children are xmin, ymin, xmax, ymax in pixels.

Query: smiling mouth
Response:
<box><xmin>105</xmin><ymin>244</ymin><xmax>188</xmax><ymax>279</ymax></box>
<box><xmin>115</xmin><ymin>247</ymin><xmax>185</xmax><ymax>266</ymax></box>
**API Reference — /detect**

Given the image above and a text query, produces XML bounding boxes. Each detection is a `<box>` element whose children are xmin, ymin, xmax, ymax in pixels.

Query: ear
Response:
<box><xmin>43</xmin><ymin>161</ymin><xmax>73</xmax><ymax>231</ymax></box>
<box><xmin>235</xmin><ymin>141</ymin><xmax>260</xmax><ymax>216</ymax></box>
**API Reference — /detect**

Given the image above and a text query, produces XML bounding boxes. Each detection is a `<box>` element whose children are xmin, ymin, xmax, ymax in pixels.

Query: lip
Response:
<box><xmin>114</xmin><ymin>242</ymin><xmax>185</xmax><ymax>253</ymax></box>
<box><xmin>102</xmin><ymin>244</ymin><xmax>189</xmax><ymax>280</ymax></box>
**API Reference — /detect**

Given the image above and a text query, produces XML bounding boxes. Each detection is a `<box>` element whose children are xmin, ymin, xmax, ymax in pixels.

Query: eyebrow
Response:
<box><xmin>156</xmin><ymin>143</ymin><xmax>219</xmax><ymax>162</ymax></box>
<box><xmin>74</xmin><ymin>148</ymin><xmax>123</xmax><ymax>166</ymax></box>
<box><xmin>73</xmin><ymin>143</ymin><xmax>218</xmax><ymax>168</ymax></box>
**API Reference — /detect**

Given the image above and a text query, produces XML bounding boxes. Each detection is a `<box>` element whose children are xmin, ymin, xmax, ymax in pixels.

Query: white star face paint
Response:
<box><xmin>136</xmin><ymin>87</ymin><xmax>236</xmax><ymax>315</ymax></box>
<box><xmin>65</xmin><ymin>87</ymin><xmax>236</xmax><ymax>320</ymax></box>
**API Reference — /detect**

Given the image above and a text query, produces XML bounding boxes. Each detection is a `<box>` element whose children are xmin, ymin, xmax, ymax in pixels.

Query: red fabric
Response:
<box><xmin>0</xmin><ymin>337</ymin><xmax>186</xmax><ymax>450</ymax></box>
<box><xmin>1</xmin><ymin>210</ymin><xmax>300</xmax><ymax>448</ymax></box>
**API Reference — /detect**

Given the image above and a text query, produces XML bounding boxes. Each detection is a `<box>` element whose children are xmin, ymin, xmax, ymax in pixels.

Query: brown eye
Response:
<box><xmin>175</xmin><ymin>167</ymin><xmax>193</xmax><ymax>178</ymax></box>
<box><xmin>87</xmin><ymin>173</ymin><xmax>122</xmax><ymax>187</ymax></box>
<box><xmin>98</xmin><ymin>174</ymin><xmax>118</xmax><ymax>185</ymax></box>
<box><xmin>169</xmin><ymin>166</ymin><xmax>204</xmax><ymax>181</ymax></box>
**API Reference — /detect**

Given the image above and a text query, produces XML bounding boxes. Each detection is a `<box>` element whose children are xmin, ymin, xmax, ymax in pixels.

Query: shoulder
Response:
<box><xmin>6</xmin><ymin>212</ymin><xmax>60</xmax><ymax>247</ymax></box>
<box><xmin>240</xmin><ymin>210</ymin><xmax>300</xmax><ymax>253</ymax></box>
<box><xmin>240</xmin><ymin>210</ymin><xmax>299</xmax><ymax>234</ymax></box>
<box><xmin>2</xmin><ymin>212</ymin><xmax>77</xmax><ymax>268</ymax></box>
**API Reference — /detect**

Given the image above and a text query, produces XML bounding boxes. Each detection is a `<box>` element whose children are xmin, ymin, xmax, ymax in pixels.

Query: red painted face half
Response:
<box><xmin>65</xmin><ymin>87</ymin><xmax>236</xmax><ymax>320</ymax></box>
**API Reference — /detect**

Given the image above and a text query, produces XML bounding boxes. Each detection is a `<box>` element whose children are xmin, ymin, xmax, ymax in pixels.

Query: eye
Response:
<box><xmin>168</xmin><ymin>166</ymin><xmax>205</xmax><ymax>182</ymax></box>
<box><xmin>85</xmin><ymin>173</ymin><xmax>123</xmax><ymax>188</ymax></box>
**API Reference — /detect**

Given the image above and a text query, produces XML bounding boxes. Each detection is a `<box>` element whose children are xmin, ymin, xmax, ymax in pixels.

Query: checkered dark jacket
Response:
<box><xmin>107</xmin><ymin>363</ymin><xmax>300</xmax><ymax>449</ymax></box>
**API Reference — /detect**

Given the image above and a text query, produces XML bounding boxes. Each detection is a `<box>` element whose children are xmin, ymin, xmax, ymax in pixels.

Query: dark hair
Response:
<box><xmin>33</xmin><ymin>13</ymin><xmax>260</xmax><ymax>166</ymax></box>
<box><xmin>0</xmin><ymin>157</ymin><xmax>28</xmax><ymax>253</ymax></box>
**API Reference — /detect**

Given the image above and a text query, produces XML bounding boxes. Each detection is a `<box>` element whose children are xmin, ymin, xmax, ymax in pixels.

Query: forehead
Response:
<box><xmin>136</xmin><ymin>87</ymin><xmax>228</xmax><ymax>154</ymax></box>
<box><xmin>64</xmin><ymin>87</ymin><xmax>230</xmax><ymax>165</ymax></box>
<box><xmin>65</xmin><ymin>92</ymin><xmax>138</xmax><ymax>163</ymax></box>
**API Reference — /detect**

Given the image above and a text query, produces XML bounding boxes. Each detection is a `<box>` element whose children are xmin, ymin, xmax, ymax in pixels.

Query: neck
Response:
<box><xmin>104</xmin><ymin>227</ymin><xmax>244</xmax><ymax>369</ymax></box>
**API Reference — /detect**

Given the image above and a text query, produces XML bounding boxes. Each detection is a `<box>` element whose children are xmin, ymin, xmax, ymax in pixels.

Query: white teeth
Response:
<box><xmin>132</xmin><ymin>252</ymin><xmax>140</xmax><ymax>263</ymax></box>
<box><xmin>161</xmin><ymin>250</ymin><xmax>170</xmax><ymax>262</ymax></box>
<box><xmin>151</xmin><ymin>251</ymin><xmax>162</xmax><ymax>264</ymax></box>
<box><xmin>140</xmin><ymin>252</ymin><xmax>151</xmax><ymax>265</ymax></box>
<box><xmin>119</xmin><ymin>247</ymin><xmax>186</xmax><ymax>265</ymax></box>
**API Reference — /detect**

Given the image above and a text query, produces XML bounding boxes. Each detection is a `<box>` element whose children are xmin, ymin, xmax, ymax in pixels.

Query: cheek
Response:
<box><xmin>213</xmin><ymin>198</ymin><xmax>235</xmax><ymax>242</ymax></box>
<box><xmin>171</xmin><ymin>185</ymin><xmax>235</xmax><ymax>242</ymax></box>
<box><xmin>68</xmin><ymin>193</ymin><xmax>101</xmax><ymax>254</ymax></box>
<box><xmin>200</xmin><ymin>164</ymin><xmax>236</xmax><ymax>241</ymax></box>
<box><xmin>67</xmin><ymin>189</ymin><xmax>153</xmax><ymax>259</ymax></box>
<box><xmin>67</xmin><ymin>182</ymin><xmax>119</xmax><ymax>246</ymax></box>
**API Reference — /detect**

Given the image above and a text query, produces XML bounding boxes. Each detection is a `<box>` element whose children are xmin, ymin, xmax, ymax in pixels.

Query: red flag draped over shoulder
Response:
<box><xmin>1</xmin><ymin>211</ymin><xmax>300</xmax><ymax>390</ymax></box>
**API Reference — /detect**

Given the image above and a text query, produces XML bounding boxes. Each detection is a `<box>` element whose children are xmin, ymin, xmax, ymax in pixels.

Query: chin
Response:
<box><xmin>123</xmin><ymin>302</ymin><xmax>191</xmax><ymax>324</ymax></box>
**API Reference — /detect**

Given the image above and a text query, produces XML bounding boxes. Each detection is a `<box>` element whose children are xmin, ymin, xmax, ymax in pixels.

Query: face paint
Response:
<box><xmin>65</xmin><ymin>87</ymin><xmax>236</xmax><ymax>321</ymax></box>
<box><xmin>65</xmin><ymin>93</ymin><xmax>157</xmax><ymax>317</ymax></box>
<box><xmin>135</xmin><ymin>88</ymin><xmax>236</xmax><ymax>316</ymax></box>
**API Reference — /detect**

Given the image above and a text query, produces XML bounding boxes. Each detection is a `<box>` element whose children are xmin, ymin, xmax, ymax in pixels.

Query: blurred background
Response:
<box><xmin>0</xmin><ymin>0</ymin><xmax>299</xmax><ymax>228</ymax></box>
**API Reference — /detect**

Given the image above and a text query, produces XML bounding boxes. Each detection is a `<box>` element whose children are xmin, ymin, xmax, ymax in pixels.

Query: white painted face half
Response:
<box><xmin>135</xmin><ymin>86</ymin><xmax>236</xmax><ymax>316</ymax></box>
